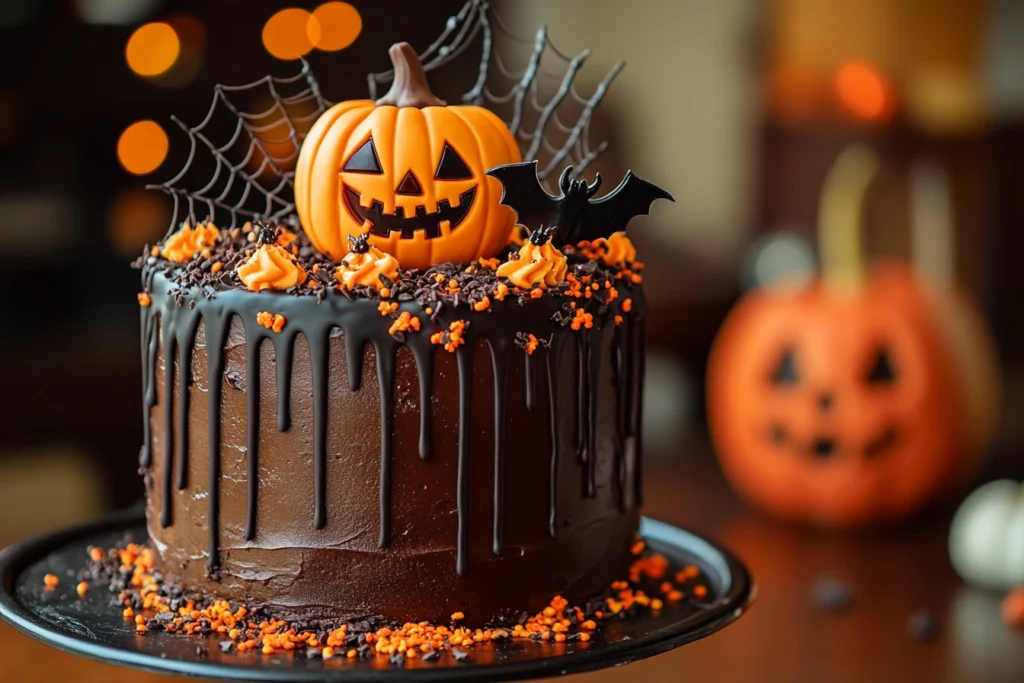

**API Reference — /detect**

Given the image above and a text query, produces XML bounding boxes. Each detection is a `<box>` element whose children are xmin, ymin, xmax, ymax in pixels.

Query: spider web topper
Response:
<box><xmin>148</xmin><ymin>0</ymin><xmax>624</xmax><ymax>236</ymax></box>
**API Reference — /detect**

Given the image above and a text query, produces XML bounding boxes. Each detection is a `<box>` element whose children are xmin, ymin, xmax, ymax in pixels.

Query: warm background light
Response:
<box><xmin>108</xmin><ymin>187</ymin><xmax>171</xmax><ymax>257</ymax></box>
<box><xmin>310</xmin><ymin>2</ymin><xmax>361</xmax><ymax>52</ymax></box>
<box><xmin>245</xmin><ymin>97</ymin><xmax>318</xmax><ymax>180</ymax></box>
<box><xmin>154</xmin><ymin>14</ymin><xmax>206</xmax><ymax>88</ymax></box>
<box><xmin>117</xmin><ymin>120</ymin><xmax>169</xmax><ymax>175</ymax></box>
<box><xmin>125</xmin><ymin>22</ymin><xmax>180</xmax><ymax>77</ymax></box>
<box><xmin>835</xmin><ymin>61</ymin><xmax>892</xmax><ymax>122</ymax></box>
<box><xmin>263</xmin><ymin>8</ymin><xmax>320</xmax><ymax>61</ymax></box>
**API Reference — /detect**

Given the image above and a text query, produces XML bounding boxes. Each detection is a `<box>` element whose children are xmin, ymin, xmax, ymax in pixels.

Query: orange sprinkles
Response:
<box><xmin>523</xmin><ymin>334</ymin><xmax>540</xmax><ymax>355</ymax></box>
<box><xmin>388</xmin><ymin>311</ymin><xmax>422</xmax><ymax>337</ymax></box>
<box><xmin>430</xmin><ymin>320</ymin><xmax>467</xmax><ymax>353</ymax></box>
<box><xmin>570</xmin><ymin>308</ymin><xmax>594</xmax><ymax>331</ymax></box>
<box><xmin>43</xmin><ymin>574</ymin><xmax>59</xmax><ymax>589</ymax></box>
<box><xmin>87</xmin><ymin>534</ymin><xmax>705</xmax><ymax>667</ymax></box>
<box><xmin>256</xmin><ymin>311</ymin><xmax>286</xmax><ymax>334</ymax></box>
<box><xmin>76</xmin><ymin>581</ymin><xmax>89</xmax><ymax>598</ymax></box>
<box><xmin>137</xmin><ymin>292</ymin><xmax>152</xmax><ymax>307</ymax></box>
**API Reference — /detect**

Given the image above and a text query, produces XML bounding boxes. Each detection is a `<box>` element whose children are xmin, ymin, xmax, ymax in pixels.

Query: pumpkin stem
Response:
<box><xmin>818</xmin><ymin>144</ymin><xmax>880</xmax><ymax>292</ymax></box>
<box><xmin>375</xmin><ymin>42</ymin><xmax>447</xmax><ymax>108</ymax></box>
<box><xmin>910</xmin><ymin>158</ymin><xmax>955</xmax><ymax>287</ymax></box>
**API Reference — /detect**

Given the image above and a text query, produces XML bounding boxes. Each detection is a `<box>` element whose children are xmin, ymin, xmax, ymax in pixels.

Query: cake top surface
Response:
<box><xmin>137</xmin><ymin>218</ymin><xmax>644</xmax><ymax>331</ymax></box>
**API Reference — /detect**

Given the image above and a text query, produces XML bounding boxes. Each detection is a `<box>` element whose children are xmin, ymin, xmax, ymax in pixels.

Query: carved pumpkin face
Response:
<box><xmin>708</xmin><ymin>265</ymin><xmax>964</xmax><ymax>526</ymax></box>
<box><xmin>295</xmin><ymin>45</ymin><xmax>520</xmax><ymax>270</ymax></box>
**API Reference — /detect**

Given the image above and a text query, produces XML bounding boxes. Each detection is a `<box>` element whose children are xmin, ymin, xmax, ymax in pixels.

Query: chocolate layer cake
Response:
<box><xmin>138</xmin><ymin>227</ymin><xmax>647</xmax><ymax>624</ymax></box>
<box><xmin>135</xmin><ymin>40</ymin><xmax>668</xmax><ymax>626</ymax></box>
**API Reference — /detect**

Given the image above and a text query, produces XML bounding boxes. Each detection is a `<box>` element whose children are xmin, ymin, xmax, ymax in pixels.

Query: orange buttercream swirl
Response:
<box><xmin>578</xmin><ymin>231</ymin><xmax>637</xmax><ymax>267</ymax></box>
<box><xmin>236</xmin><ymin>244</ymin><xmax>308</xmax><ymax>292</ymax></box>
<box><xmin>160</xmin><ymin>221</ymin><xmax>220</xmax><ymax>263</ymax></box>
<box><xmin>334</xmin><ymin>246</ymin><xmax>400</xmax><ymax>292</ymax></box>
<box><xmin>496</xmin><ymin>240</ymin><xmax>568</xmax><ymax>290</ymax></box>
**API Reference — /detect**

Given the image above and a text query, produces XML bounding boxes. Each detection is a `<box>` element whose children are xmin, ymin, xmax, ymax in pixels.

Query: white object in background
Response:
<box><xmin>76</xmin><ymin>0</ymin><xmax>162</xmax><ymax>26</ymax></box>
<box><xmin>949</xmin><ymin>479</ymin><xmax>1024</xmax><ymax>591</ymax></box>
<box><xmin>740</xmin><ymin>229</ymin><xmax>816</xmax><ymax>291</ymax></box>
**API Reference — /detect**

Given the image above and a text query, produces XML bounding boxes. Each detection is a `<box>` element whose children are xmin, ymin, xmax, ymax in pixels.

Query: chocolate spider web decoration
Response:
<box><xmin>148</xmin><ymin>0</ymin><xmax>622</xmax><ymax>235</ymax></box>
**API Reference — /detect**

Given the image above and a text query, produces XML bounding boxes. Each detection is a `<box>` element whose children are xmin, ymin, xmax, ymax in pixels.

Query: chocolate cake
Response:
<box><xmin>136</xmin><ymin>39</ymin><xmax>670</xmax><ymax>627</ymax></box>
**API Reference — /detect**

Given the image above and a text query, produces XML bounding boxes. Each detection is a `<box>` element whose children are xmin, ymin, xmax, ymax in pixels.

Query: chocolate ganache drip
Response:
<box><xmin>138</xmin><ymin>245</ymin><xmax>645</xmax><ymax>578</ymax></box>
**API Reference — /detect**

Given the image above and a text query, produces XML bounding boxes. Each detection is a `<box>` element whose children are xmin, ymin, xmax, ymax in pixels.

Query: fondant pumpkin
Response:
<box><xmin>295</xmin><ymin>42</ymin><xmax>521</xmax><ymax>270</ymax></box>
<box><xmin>708</xmin><ymin>146</ymin><xmax>972</xmax><ymax>526</ymax></box>
<box><xmin>949</xmin><ymin>480</ymin><xmax>1024</xmax><ymax>591</ymax></box>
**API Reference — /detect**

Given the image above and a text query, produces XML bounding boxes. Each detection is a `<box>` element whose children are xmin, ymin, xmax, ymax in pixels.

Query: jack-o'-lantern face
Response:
<box><xmin>341</xmin><ymin>135</ymin><xmax>477</xmax><ymax>240</ymax></box>
<box><xmin>295</xmin><ymin>44</ymin><xmax>521</xmax><ymax>270</ymax></box>
<box><xmin>708</xmin><ymin>267</ymin><xmax>963</xmax><ymax>526</ymax></box>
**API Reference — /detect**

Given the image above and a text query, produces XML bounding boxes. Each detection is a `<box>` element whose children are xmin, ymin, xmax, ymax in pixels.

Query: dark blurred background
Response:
<box><xmin>1</xmin><ymin>1</ymin><xmax>1023</xmax><ymax>680</ymax></box>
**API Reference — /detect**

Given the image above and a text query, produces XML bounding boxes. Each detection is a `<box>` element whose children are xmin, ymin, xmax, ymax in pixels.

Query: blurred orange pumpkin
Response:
<box><xmin>707</xmin><ymin>146</ymin><xmax>999</xmax><ymax>527</ymax></box>
<box><xmin>295</xmin><ymin>42</ymin><xmax>520</xmax><ymax>270</ymax></box>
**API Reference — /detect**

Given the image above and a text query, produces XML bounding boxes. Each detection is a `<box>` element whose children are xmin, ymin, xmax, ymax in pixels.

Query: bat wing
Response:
<box><xmin>486</xmin><ymin>161</ymin><xmax>562</xmax><ymax>230</ymax></box>
<box><xmin>576</xmin><ymin>171</ymin><xmax>674</xmax><ymax>242</ymax></box>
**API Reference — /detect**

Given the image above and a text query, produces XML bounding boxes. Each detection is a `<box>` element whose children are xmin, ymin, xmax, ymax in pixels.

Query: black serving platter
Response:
<box><xmin>0</xmin><ymin>510</ymin><xmax>751</xmax><ymax>681</ymax></box>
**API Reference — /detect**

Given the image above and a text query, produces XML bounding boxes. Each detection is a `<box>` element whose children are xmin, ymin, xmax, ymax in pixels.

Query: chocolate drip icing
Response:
<box><xmin>204</xmin><ymin>312</ymin><xmax>230</xmax><ymax>570</ymax></box>
<box><xmin>160</xmin><ymin>316</ymin><xmax>175</xmax><ymax>528</ymax></box>
<box><xmin>244</xmin><ymin>331</ymin><xmax>262</xmax><ymax>541</ymax></box>
<box><xmin>375</xmin><ymin>341</ymin><xmax>397</xmax><ymax>548</ymax></box>
<box><xmin>310</xmin><ymin>331</ymin><xmax>329</xmax><ymax>530</ymax></box>
<box><xmin>345</xmin><ymin>336</ymin><xmax>364</xmax><ymax>392</ymax></box>
<box><xmin>584</xmin><ymin>328</ymin><xmax>604</xmax><ymax>499</ymax></box>
<box><xmin>455</xmin><ymin>347</ymin><xmax>473</xmax><ymax>577</ymax></box>
<box><xmin>612</xmin><ymin>326</ymin><xmax>628</xmax><ymax>512</ymax></box>
<box><xmin>632</xmin><ymin>317</ymin><xmax>646</xmax><ymax>506</ymax></box>
<box><xmin>488</xmin><ymin>339</ymin><xmax>510</xmax><ymax>556</ymax></box>
<box><xmin>575</xmin><ymin>335</ymin><xmax>586</xmax><ymax>465</ymax></box>
<box><xmin>410</xmin><ymin>344</ymin><xmax>434</xmax><ymax>460</ymax></box>
<box><xmin>546</xmin><ymin>334</ymin><xmax>564</xmax><ymax>539</ymax></box>
<box><xmin>140</xmin><ymin>268</ymin><xmax>645</xmax><ymax>572</ymax></box>
<box><xmin>141</xmin><ymin>313</ymin><xmax>159</xmax><ymax>467</ymax></box>
<box><xmin>524</xmin><ymin>352</ymin><xmax>536</xmax><ymax>412</ymax></box>
<box><xmin>275</xmin><ymin>332</ymin><xmax>295</xmax><ymax>432</ymax></box>
<box><xmin>176</xmin><ymin>315</ymin><xmax>199</xmax><ymax>491</ymax></box>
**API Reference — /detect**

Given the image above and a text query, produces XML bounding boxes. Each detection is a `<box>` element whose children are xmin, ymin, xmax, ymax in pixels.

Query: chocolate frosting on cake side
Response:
<box><xmin>140</xmin><ymin>268</ymin><xmax>645</xmax><ymax>624</ymax></box>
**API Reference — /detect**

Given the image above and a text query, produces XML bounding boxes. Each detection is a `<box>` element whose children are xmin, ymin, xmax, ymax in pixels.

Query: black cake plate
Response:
<box><xmin>0</xmin><ymin>510</ymin><xmax>752</xmax><ymax>681</ymax></box>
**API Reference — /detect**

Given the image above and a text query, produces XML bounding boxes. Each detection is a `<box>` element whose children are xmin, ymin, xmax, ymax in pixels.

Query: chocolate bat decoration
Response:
<box><xmin>486</xmin><ymin>160</ymin><xmax>674</xmax><ymax>245</ymax></box>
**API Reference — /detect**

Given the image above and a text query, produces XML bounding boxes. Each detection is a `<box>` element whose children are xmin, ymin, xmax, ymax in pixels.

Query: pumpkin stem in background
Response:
<box><xmin>375</xmin><ymin>42</ymin><xmax>447</xmax><ymax>108</ymax></box>
<box><xmin>818</xmin><ymin>144</ymin><xmax>880</xmax><ymax>292</ymax></box>
<box><xmin>910</xmin><ymin>158</ymin><xmax>955</xmax><ymax>287</ymax></box>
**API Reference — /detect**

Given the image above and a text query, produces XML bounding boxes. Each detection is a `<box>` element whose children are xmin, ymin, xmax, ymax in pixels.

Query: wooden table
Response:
<box><xmin>3</xmin><ymin>447</ymin><xmax>1023</xmax><ymax>682</ymax></box>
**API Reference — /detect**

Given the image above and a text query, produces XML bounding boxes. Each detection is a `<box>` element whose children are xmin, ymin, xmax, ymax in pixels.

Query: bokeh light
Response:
<box><xmin>310</xmin><ymin>2</ymin><xmax>361</xmax><ymax>52</ymax></box>
<box><xmin>153</xmin><ymin>14</ymin><xmax>206</xmax><ymax>88</ymax></box>
<box><xmin>108</xmin><ymin>188</ymin><xmax>171</xmax><ymax>257</ymax></box>
<box><xmin>167</xmin><ymin>13</ymin><xmax>206</xmax><ymax>52</ymax></box>
<box><xmin>117</xmin><ymin>120</ymin><xmax>169</xmax><ymax>175</ymax></box>
<box><xmin>263</xmin><ymin>8</ymin><xmax>320</xmax><ymax>61</ymax></box>
<box><xmin>126</xmin><ymin>22</ymin><xmax>180</xmax><ymax>77</ymax></box>
<box><xmin>835</xmin><ymin>61</ymin><xmax>893</xmax><ymax>122</ymax></box>
<box><xmin>245</xmin><ymin>97</ymin><xmax>318</xmax><ymax>180</ymax></box>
